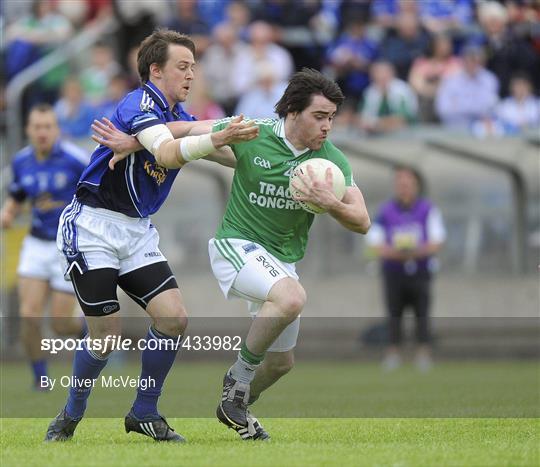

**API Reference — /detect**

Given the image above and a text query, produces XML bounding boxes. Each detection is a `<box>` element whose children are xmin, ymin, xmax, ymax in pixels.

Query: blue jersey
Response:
<box><xmin>9</xmin><ymin>141</ymin><xmax>89</xmax><ymax>240</ymax></box>
<box><xmin>77</xmin><ymin>81</ymin><xmax>196</xmax><ymax>218</ymax></box>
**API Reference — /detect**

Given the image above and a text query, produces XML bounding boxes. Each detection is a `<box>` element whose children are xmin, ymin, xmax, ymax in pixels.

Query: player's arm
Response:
<box><xmin>91</xmin><ymin>118</ymin><xmax>202</xmax><ymax>154</ymax></box>
<box><xmin>327</xmin><ymin>186</ymin><xmax>371</xmax><ymax>234</ymax></box>
<box><xmin>168</xmin><ymin>120</ymin><xmax>214</xmax><ymax>137</ymax></box>
<box><xmin>184</xmin><ymin>121</ymin><xmax>237</xmax><ymax>168</ymax></box>
<box><xmin>292</xmin><ymin>166</ymin><xmax>371</xmax><ymax>234</ymax></box>
<box><xmin>202</xmin><ymin>147</ymin><xmax>237</xmax><ymax>168</ymax></box>
<box><xmin>0</xmin><ymin>197</ymin><xmax>23</xmax><ymax>229</ymax></box>
<box><xmin>91</xmin><ymin>117</ymin><xmax>246</xmax><ymax>169</ymax></box>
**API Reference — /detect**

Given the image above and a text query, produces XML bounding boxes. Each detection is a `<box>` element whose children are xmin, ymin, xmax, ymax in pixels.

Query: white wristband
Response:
<box><xmin>179</xmin><ymin>134</ymin><xmax>216</xmax><ymax>162</ymax></box>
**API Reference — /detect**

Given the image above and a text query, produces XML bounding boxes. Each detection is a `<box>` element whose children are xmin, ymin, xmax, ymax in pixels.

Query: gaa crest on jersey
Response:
<box><xmin>253</xmin><ymin>156</ymin><xmax>272</xmax><ymax>170</ymax></box>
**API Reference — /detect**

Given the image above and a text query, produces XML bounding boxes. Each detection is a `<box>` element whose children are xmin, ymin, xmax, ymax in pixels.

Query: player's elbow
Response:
<box><xmin>155</xmin><ymin>141</ymin><xmax>183</xmax><ymax>169</ymax></box>
<box><xmin>352</xmin><ymin>214</ymin><xmax>371</xmax><ymax>235</ymax></box>
<box><xmin>359</xmin><ymin>217</ymin><xmax>371</xmax><ymax>234</ymax></box>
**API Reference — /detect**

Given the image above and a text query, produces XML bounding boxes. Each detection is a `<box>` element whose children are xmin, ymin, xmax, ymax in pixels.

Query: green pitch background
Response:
<box><xmin>1</xmin><ymin>361</ymin><xmax>538</xmax><ymax>466</ymax></box>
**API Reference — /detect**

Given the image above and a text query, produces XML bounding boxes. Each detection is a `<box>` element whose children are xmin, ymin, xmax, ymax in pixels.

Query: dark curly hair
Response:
<box><xmin>274</xmin><ymin>68</ymin><xmax>344</xmax><ymax>118</ymax></box>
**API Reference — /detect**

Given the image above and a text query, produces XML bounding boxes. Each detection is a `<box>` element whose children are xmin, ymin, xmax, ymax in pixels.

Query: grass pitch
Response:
<box><xmin>1</xmin><ymin>417</ymin><xmax>538</xmax><ymax>467</ymax></box>
<box><xmin>1</xmin><ymin>361</ymin><xmax>538</xmax><ymax>466</ymax></box>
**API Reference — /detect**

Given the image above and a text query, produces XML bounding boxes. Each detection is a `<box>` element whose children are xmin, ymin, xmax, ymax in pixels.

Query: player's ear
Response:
<box><xmin>149</xmin><ymin>63</ymin><xmax>161</xmax><ymax>79</ymax></box>
<box><xmin>289</xmin><ymin>111</ymin><xmax>299</xmax><ymax>121</ymax></box>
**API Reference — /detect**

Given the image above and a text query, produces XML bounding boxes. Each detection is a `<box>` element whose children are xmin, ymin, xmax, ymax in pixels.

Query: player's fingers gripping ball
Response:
<box><xmin>289</xmin><ymin>158</ymin><xmax>346</xmax><ymax>214</ymax></box>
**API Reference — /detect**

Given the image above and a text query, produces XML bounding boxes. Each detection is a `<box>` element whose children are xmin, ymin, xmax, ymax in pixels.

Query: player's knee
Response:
<box><xmin>277</xmin><ymin>288</ymin><xmax>306</xmax><ymax>321</ymax></box>
<box><xmin>164</xmin><ymin>315</ymin><xmax>188</xmax><ymax>337</ymax></box>
<box><xmin>19</xmin><ymin>303</ymin><xmax>42</xmax><ymax>318</ymax></box>
<box><xmin>153</xmin><ymin>314</ymin><xmax>188</xmax><ymax>337</ymax></box>
<box><xmin>87</xmin><ymin>319</ymin><xmax>122</xmax><ymax>356</ymax></box>
<box><xmin>267</xmin><ymin>355</ymin><xmax>294</xmax><ymax>378</ymax></box>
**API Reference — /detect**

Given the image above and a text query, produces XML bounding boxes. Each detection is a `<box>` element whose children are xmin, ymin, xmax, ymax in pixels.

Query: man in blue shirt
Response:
<box><xmin>45</xmin><ymin>29</ymin><xmax>258</xmax><ymax>443</ymax></box>
<box><xmin>1</xmin><ymin>104</ymin><xmax>87</xmax><ymax>390</ymax></box>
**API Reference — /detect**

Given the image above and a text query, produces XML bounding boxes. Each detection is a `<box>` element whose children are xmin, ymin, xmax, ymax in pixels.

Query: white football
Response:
<box><xmin>289</xmin><ymin>158</ymin><xmax>346</xmax><ymax>214</ymax></box>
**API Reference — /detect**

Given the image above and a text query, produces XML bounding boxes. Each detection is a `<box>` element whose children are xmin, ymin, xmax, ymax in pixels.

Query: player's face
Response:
<box><xmin>159</xmin><ymin>44</ymin><xmax>195</xmax><ymax>104</ymax></box>
<box><xmin>293</xmin><ymin>95</ymin><xmax>337</xmax><ymax>151</ymax></box>
<box><xmin>26</xmin><ymin>110</ymin><xmax>60</xmax><ymax>155</ymax></box>
<box><xmin>395</xmin><ymin>170</ymin><xmax>419</xmax><ymax>206</ymax></box>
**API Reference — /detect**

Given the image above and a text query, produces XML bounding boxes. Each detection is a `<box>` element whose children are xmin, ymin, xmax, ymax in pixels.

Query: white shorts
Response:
<box><xmin>17</xmin><ymin>235</ymin><xmax>74</xmax><ymax>294</ymax></box>
<box><xmin>57</xmin><ymin>199</ymin><xmax>167</xmax><ymax>279</ymax></box>
<box><xmin>209</xmin><ymin>237</ymin><xmax>300</xmax><ymax>352</ymax></box>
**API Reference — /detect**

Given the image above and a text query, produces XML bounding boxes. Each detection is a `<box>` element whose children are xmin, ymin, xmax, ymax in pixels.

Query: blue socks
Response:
<box><xmin>65</xmin><ymin>340</ymin><xmax>108</xmax><ymax>419</ymax></box>
<box><xmin>62</xmin><ymin>327</ymin><xmax>180</xmax><ymax>420</ymax></box>
<box><xmin>31</xmin><ymin>359</ymin><xmax>48</xmax><ymax>387</ymax></box>
<box><xmin>131</xmin><ymin>327</ymin><xmax>181</xmax><ymax>419</ymax></box>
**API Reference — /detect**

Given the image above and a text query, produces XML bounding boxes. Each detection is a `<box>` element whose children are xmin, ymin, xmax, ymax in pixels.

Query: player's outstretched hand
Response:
<box><xmin>212</xmin><ymin>114</ymin><xmax>259</xmax><ymax>148</ymax></box>
<box><xmin>291</xmin><ymin>165</ymin><xmax>338</xmax><ymax>210</ymax></box>
<box><xmin>91</xmin><ymin>117</ymin><xmax>142</xmax><ymax>170</ymax></box>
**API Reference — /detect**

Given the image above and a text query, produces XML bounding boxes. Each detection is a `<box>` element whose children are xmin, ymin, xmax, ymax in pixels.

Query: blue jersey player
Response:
<box><xmin>0</xmin><ymin>104</ymin><xmax>87</xmax><ymax>390</ymax></box>
<box><xmin>45</xmin><ymin>30</ymin><xmax>258</xmax><ymax>443</ymax></box>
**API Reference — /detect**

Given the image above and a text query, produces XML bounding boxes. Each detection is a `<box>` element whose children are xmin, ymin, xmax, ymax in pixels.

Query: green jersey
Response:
<box><xmin>213</xmin><ymin>117</ymin><xmax>354</xmax><ymax>263</ymax></box>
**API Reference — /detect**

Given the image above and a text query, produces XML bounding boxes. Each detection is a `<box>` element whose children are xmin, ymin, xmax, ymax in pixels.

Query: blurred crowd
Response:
<box><xmin>2</xmin><ymin>0</ymin><xmax>539</xmax><ymax>141</ymax></box>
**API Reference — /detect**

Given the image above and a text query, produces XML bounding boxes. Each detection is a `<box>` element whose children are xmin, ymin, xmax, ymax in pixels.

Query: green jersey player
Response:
<box><xmin>209</xmin><ymin>69</ymin><xmax>370</xmax><ymax>440</ymax></box>
<box><xmin>211</xmin><ymin>117</ymin><xmax>354</xmax><ymax>263</ymax></box>
<box><xmin>91</xmin><ymin>69</ymin><xmax>370</xmax><ymax>441</ymax></box>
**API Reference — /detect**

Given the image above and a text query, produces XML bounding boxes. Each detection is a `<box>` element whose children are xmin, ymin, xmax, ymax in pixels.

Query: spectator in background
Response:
<box><xmin>370</xmin><ymin>0</ymin><xmax>419</xmax><ymax>31</ymax></box>
<box><xmin>0</xmin><ymin>104</ymin><xmax>87</xmax><ymax>390</ymax></box>
<box><xmin>163</xmin><ymin>0</ymin><xmax>211</xmax><ymax>56</ymax></box>
<box><xmin>54</xmin><ymin>77</ymin><xmax>95</xmax><ymax>139</ymax></box>
<box><xmin>6</xmin><ymin>0</ymin><xmax>73</xmax><ymax>79</ymax></box>
<box><xmin>202</xmin><ymin>22</ymin><xmax>252</xmax><ymax>115</ymax></box>
<box><xmin>476</xmin><ymin>1</ymin><xmax>539</xmax><ymax>97</ymax></box>
<box><xmin>185</xmin><ymin>71</ymin><xmax>226</xmax><ymax>121</ymax></box>
<box><xmin>251</xmin><ymin>0</ymin><xmax>323</xmax><ymax>69</ymax></box>
<box><xmin>358</xmin><ymin>61</ymin><xmax>418</xmax><ymax>135</ymax></box>
<box><xmin>125</xmin><ymin>46</ymin><xmax>141</xmax><ymax>90</ymax></box>
<box><xmin>80</xmin><ymin>42</ymin><xmax>122</xmax><ymax>105</ymax></box>
<box><xmin>505</xmin><ymin>0</ymin><xmax>540</xmax><ymax>39</ymax></box>
<box><xmin>409</xmin><ymin>33</ymin><xmax>462</xmax><ymax>122</ymax></box>
<box><xmin>338</xmin><ymin>0</ymin><xmax>372</xmax><ymax>30</ymax></box>
<box><xmin>5</xmin><ymin>0</ymin><xmax>73</xmax><ymax>106</ymax></box>
<box><xmin>224</xmin><ymin>0</ymin><xmax>252</xmax><ymax>41</ymax></box>
<box><xmin>112</xmin><ymin>0</ymin><xmax>164</xmax><ymax>69</ymax></box>
<box><xmin>366</xmin><ymin>166</ymin><xmax>446</xmax><ymax>372</ymax></box>
<box><xmin>379</xmin><ymin>11</ymin><xmax>431</xmax><ymax>81</ymax></box>
<box><xmin>435</xmin><ymin>45</ymin><xmax>499</xmax><ymax>129</ymax></box>
<box><xmin>84</xmin><ymin>0</ymin><xmax>113</xmax><ymax>24</ymax></box>
<box><xmin>95</xmin><ymin>74</ymin><xmax>130</xmax><ymax>119</ymax></box>
<box><xmin>235</xmin><ymin>62</ymin><xmax>287</xmax><ymax>118</ymax></box>
<box><xmin>196</xmin><ymin>0</ymin><xmax>229</xmax><ymax>30</ymax></box>
<box><xmin>495</xmin><ymin>73</ymin><xmax>540</xmax><ymax>134</ymax></box>
<box><xmin>326</xmin><ymin>18</ymin><xmax>378</xmax><ymax>117</ymax></box>
<box><xmin>419</xmin><ymin>0</ymin><xmax>474</xmax><ymax>36</ymax></box>
<box><xmin>246</xmin><ymin>21</ymin><xmax>294</xmax><ymax>85</ymax></box>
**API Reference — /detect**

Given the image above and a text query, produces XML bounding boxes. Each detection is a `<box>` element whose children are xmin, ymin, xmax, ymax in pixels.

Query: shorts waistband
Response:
<box><xmin>79</xmin><ymin>202</ymin><xmax>149</xmax><ymax>225</ymax></box>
